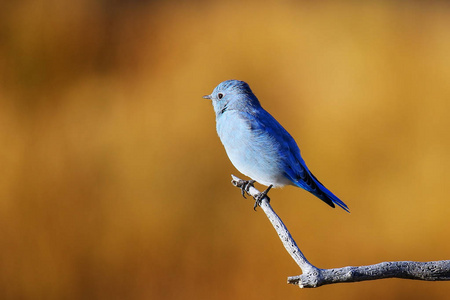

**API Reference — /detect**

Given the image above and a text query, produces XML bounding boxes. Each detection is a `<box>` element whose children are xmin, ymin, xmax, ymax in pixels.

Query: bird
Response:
<box><xmin>203</xmin><ymin>80</ymin><xmax>349</xmax><ymax>212</ymax></box>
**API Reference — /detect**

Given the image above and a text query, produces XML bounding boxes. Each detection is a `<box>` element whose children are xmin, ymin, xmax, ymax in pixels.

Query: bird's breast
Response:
<box><xmin>216</xmin><ymin>112</ymin><xmax>291</xmax><ymax>187</ymax></box>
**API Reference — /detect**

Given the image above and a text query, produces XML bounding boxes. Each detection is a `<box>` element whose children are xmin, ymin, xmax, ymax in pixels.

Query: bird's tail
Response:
<box><xmin>307</xmin><ymin>172</ymin><xmax>349</xmax><ymax>212</ymax></box>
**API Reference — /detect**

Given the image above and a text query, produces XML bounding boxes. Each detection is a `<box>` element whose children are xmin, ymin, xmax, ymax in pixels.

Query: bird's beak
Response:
<box><xmin>203</xmin><ymin>94</ymin><xmax>212</xmax><ymax>100</ymax></box>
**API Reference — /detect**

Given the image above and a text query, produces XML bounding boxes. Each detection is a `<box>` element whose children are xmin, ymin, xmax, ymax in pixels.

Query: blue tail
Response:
<box><xmin>285</xmin><ymin>166</ymin><xmax>349</xmax><ymax>212</ymax></box>
<box><xmin>307</xmin><ymin>172</ymin><xmax>349</xmax><ymax>212</ymax></box>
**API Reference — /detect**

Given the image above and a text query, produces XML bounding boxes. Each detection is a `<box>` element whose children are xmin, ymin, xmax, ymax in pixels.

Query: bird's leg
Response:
<box><xmin>237</xmin><ymin>180</ymin><xmax>255</xmax><ymax>199</ymax></box>
<box><xmin>253</xmin><ymin>184</ymin><xmax>273</xmax><ymax>211</ymax></box>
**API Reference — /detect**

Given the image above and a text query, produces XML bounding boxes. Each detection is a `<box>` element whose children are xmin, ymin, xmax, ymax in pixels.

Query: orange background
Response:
<box><xmin>1</xmin><ymin>1</ymin><xmax>450</xmax><ymax>299</ymax></box>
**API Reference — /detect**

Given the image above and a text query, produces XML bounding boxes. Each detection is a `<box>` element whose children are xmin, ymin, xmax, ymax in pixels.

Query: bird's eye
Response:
<box><xmin>217</xmin><ymin>93</ymin><xmax>224</xmax><ymax>99</ymax></box>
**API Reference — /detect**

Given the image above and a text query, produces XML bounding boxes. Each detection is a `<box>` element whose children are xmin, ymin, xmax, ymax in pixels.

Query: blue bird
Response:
<box><xmin>203</xmin><ymin>80</ymin><xmax>349</xmax><ymax>212</ymax></box>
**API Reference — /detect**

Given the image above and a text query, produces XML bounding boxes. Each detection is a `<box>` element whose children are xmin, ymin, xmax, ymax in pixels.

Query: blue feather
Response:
<box><xmin>205</xmin><ymin>80</ymin><xmax>350</xmax><ymax>212</ymax></box>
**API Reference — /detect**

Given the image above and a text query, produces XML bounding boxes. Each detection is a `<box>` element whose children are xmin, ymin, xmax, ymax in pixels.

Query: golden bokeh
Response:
<box><xmin>1</xmin><ymin>1</ymin><xmax>449</xmax><ymax>299</ymax></box>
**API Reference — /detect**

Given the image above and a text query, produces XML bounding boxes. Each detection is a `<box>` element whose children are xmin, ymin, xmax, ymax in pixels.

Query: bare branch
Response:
<box><xmin>231</xmin><ymin>175</ymin><xmax>450</xmax><ymax>288</ymax></box>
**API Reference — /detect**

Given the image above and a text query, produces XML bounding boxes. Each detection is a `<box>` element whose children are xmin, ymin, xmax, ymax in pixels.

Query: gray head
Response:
<box><xmin>203</xmin><ymin>80</ymin><xmax>261</xmax><ymax>116</ymax></box>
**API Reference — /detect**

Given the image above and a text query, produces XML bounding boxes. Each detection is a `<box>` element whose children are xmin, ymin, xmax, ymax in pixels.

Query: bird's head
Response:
<box><xmin>203</xmin><ymin>80</ymin><xmax>260</xmax><ymax>116</ymax></box>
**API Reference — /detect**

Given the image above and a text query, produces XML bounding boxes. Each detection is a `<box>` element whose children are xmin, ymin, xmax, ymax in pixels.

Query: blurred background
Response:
<box><xmin>1</xmin><ymin>0</ymin><xmax>450</xmax><ymax>299</ymax></box>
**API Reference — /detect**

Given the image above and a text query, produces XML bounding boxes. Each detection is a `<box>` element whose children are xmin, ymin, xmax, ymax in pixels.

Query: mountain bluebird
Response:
<box><xmin>204</xmin><ymin>80</ymin><xmax>349</xmax><ymax>212</ymax></box>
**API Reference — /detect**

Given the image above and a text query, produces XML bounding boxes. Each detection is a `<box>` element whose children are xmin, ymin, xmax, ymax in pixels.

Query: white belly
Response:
<box><xmin>216</xmin><ymin>112</ymin><xmax>291</xmax><ymax>187</ymax></box>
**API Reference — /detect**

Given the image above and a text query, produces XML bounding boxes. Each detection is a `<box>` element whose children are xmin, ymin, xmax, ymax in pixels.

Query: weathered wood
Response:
<box><xmin>231</xmin><ymin>175</ymin><xmax>450</xmax><ymax>288</ymax></box>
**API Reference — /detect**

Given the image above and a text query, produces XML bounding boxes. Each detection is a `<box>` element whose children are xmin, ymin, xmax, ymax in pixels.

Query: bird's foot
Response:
<box><xmin>253</xmin><ymin>185</ymin><xmax>273</xmax><ymax>211</ymax></box>
<box><xmin>236</xmin><ymin>179</ymin><xmax>255</xmax><ymax>199</ymax></box>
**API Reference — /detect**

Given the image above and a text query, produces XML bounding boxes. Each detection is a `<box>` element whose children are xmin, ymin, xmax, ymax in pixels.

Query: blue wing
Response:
<box><xmin>250</xmin><ymin>108</ymin><xmax>349</xmax><ymax>212</ymax></box>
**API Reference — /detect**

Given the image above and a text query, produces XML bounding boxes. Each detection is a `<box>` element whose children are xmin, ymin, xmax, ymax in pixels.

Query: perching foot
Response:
<box><xmin>253</xmin><ymin>184</ymin><xmax>273</xmax><ymax>211</ymax></box>
<box><xmin>237</xmin><ymin>180</ymin><xmax>255</xmax><ymax>199</ymax></box>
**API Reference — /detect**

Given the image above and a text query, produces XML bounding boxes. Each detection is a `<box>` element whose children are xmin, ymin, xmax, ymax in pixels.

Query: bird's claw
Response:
<box><xmin>253</xmin><ymin>184</ymin><xmax>273</xmax><ymax>211</ymax></box>
<box><xmin>234</xmin><ymin>179</ymin><xmax>273</xmax><ymax>211</ymax></box>
<box><xmin>238</xmin><ymin>180</ymin><xmax>255</xmax><ymax>199</ymax></box>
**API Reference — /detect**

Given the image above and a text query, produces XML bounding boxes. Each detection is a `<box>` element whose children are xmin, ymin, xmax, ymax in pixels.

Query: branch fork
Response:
<box><xmin>231</xmin><ymin>175</ymin><xmax>450</xmax><ymax>288</ymax></box>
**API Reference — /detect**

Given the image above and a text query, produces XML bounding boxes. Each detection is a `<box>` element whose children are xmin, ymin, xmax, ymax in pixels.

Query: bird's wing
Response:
<box><xmin>249</xmin><ymin>109</ymin><xmax>349</xmax><ymax>212</ymax></box>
